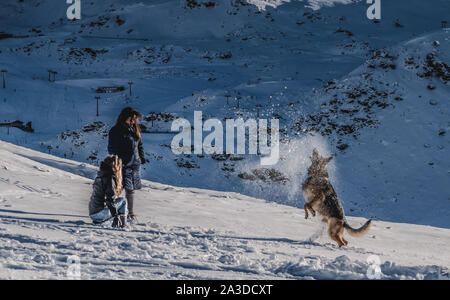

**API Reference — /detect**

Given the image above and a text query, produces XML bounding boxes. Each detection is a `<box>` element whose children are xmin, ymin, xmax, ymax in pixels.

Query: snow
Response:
<box><xmin>0</xmin><ymin>0</ymin><xmax>448</xmax><ymax>228</ymax></box>
<box><xmin>0</xmin><ymin>0</ymin><xmax>449</xmax><ymax>279</ymax></box>
<box><xmin>0</xmin><ymin>140</ymin><xmax>449</xmax><ymax>279</ymax></box>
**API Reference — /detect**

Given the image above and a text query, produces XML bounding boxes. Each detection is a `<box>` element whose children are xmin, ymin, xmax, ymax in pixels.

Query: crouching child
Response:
<box><xmin>89</xmin><ymin>155</ymin><xmax>128</xmax><ymax>228</ymax></box>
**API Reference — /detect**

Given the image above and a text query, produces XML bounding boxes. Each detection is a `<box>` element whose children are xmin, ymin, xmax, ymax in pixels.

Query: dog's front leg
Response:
<box><xmin>304</xmin><ymin>194</ymin><xmax>324</xmax><ymax>219</ymax></box>
<box><xmin>304</xmin><ymin>204</ymin><xmax>310</xmax><ymax>219</ymax></box>
<box><xmin>304</xmin><ymin>203</ymin><xmax>316</xmax><ymax>219</ymax></box>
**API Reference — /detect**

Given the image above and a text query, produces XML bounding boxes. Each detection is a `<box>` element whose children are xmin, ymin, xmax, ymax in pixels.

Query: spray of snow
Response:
<box><xmin>246</xmin><ymin>0</ymin><xmax>361</xmax><ymax>10</ymax></box>
<box><xmin>246</xmin><ymin>0</ymin><xmax>292</xmax><ymax>10</ymax></box>
<box><xmin>305</xmin><ymin>0</ymin><xmax>361</xmax><ymax>10</ymax></box>
<box><xmin>238</xmin><ymin>134</ymin><xmax>336</xmax><ymax>206</ymax></box>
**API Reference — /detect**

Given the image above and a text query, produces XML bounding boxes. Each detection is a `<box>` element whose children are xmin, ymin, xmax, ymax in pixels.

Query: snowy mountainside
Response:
<box><xmin>0</xmin><ymin>140</ymin><xmax>449</xmax><ymax>279</ymax></box>
<box><xmin>0</xmin><ymin>0</ymin><xmax>449</xmax><ymax>228</ymax></box>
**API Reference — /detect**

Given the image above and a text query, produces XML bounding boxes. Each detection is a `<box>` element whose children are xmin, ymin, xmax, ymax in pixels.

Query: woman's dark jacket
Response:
<box><xmin>89</xmin><ymin>170</ymin><xmax>119</xmax><ymax>216</ymax></box>
<box><xmin>108</xmin><ymin>124</ymin><xmax>144</xmax><ymax>191</ymax></box>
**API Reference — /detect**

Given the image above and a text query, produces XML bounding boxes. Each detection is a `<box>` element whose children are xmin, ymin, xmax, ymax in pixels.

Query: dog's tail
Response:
<box><xmin>344</xmin><ymin>219</ymin><xmax>372</xmax><ymax>237</ymax></box>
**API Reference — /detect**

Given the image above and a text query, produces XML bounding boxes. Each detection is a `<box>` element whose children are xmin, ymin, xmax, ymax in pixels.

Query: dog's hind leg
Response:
<box><xmin>329</xmin><ymin>232</ymin><xmax>343</xmax><ymax>247</ymax></box>
<box><xmin>341</xmin><ymin>237</ymin><xmax>348</xmax><ymax>246</ymax></box>
<box><xmin>337</xmin><ymin>225</ymin><xmax>347</xmax><ymax>247</ymax></box>
<box><xmin>337</xmin><ymin>222</ymin><xmax>348</xmax><ymax>246</ymax></box>
<box><xmin>328</xmin><ymin>218</ymin><xmax>344</xmax><ymax>247</ymax></box>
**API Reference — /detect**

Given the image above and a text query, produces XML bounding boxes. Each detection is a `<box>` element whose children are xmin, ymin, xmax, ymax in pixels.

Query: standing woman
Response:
<box><xmin>108</xmin><ymin>107</ymin><xmax>147</xmax><ymax>223</ymax></box>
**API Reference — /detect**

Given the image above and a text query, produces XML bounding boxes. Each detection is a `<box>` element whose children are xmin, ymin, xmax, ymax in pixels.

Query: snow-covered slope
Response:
<box><xmin>0</xmin><ymin>0</ymin><xmax>449</xmax><ymax>231</ymax></box>
<box><xmin>0</xmin><ymin>140</ymin><xmax>449</xmax><ymax>279</ymax></box>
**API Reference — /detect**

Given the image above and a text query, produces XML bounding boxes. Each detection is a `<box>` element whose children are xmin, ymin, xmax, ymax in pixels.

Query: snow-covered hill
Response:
<box><xmin>0</xmin><ymin>0</ymin><xmax>449</xmax><ymax>230</ymax></box>
<box><xmin>0</xmin><ymin>140</ymin><xmax>449</xmax><ymax>279</ymax></box>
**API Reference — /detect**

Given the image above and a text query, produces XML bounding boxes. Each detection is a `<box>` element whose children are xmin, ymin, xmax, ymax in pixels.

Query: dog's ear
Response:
<box><xmin>311</xmin><ymin>148</ymin><xmax>320</xmax><ymax>160</ymax></box>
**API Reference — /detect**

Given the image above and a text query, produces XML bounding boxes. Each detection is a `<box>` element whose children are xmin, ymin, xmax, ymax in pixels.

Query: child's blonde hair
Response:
<box><xmin>100</xmin><ymin>155</ymin><xmax>123</xmax><ymax>197</ymax></box>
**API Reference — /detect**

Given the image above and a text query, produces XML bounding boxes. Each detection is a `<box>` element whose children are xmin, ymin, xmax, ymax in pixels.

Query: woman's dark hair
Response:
<box><xmin>115</xmin><ymin>107</ymin><xmax>143</xmax><ymax>140</ymax></box>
